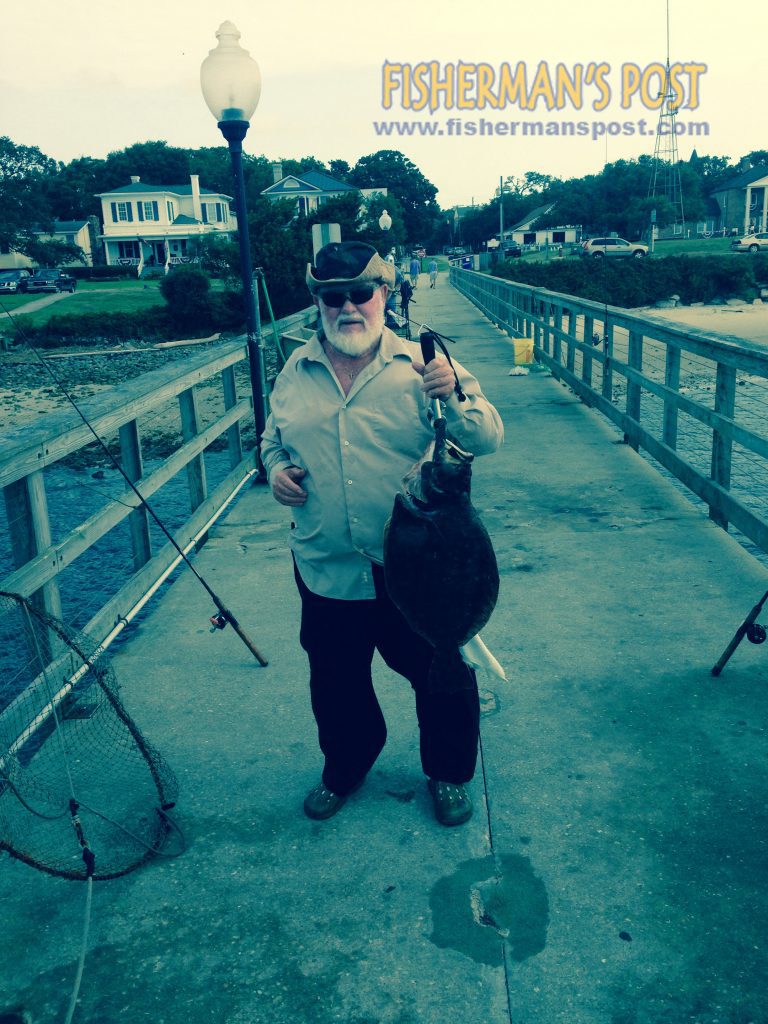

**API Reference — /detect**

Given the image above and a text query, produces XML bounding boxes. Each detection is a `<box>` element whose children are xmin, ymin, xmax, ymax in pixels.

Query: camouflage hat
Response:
<box><xmin>306</xmin><ymin>241</ymin><xmax>395</xmax><ymax>294</ymax></box>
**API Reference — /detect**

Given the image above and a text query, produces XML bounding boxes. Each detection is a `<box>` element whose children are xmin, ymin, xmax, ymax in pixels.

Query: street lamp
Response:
<box><xmin>378</xmin><ymin>209</ymin><xmax>392</xmax><ymax>232</ymax></box>
<box><xmin>200</xmin><ymin>21</ymin><xmax>267</xmax><ymax>470</ymax></box>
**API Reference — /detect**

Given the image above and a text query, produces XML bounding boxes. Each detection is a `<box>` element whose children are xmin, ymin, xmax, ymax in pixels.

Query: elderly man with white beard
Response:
<box><xmin>260</xmin><ymin>241</ymin><xmax>503</xmax><ymax>826</ymax></box>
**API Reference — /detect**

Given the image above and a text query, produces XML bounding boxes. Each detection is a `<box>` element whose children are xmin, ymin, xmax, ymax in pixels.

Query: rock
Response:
<box><xmin>655</xmin><ymin>299</ymin><xmax>677</xmax><ymax>308</ymax></box>
<box><xmin>726</xmin><ymin>298</ymin><xmax>745</xmax><ymax>306</ymax></box>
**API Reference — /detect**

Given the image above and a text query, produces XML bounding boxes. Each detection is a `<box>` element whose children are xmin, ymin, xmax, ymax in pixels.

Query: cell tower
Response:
<box><xmin>647</xmin><ymin>0</ymin><xmax>686</xmax><ymax>235</ymax></box>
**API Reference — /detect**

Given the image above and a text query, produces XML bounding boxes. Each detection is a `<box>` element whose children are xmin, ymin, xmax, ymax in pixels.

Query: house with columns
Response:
<box><xmin>95</xmin><ymin>175</ymin><xmax>236</xmax><ymax>275</ymax></box>
<box><xmin>711</xmin><ymin>165</ymin><xmax>768</xmax><ymax>235</ymax></box>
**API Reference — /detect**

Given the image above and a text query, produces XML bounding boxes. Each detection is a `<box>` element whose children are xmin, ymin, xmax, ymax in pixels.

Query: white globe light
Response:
<box><xmin>379</xmin><ymin>209</ymin><xmax>393</xmax><ymax>231</ymax></box>
<box><xmin>200</xmin><ymin>22</ymin><xmax>261</xmax><ymax>123</ymax></box>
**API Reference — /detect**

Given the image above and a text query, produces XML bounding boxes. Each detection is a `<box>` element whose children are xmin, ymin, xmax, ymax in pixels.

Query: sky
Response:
<box><xmin>0</xmin><ymin>0</ymin><xmax>765</xmax><ymax>209</ymax></box>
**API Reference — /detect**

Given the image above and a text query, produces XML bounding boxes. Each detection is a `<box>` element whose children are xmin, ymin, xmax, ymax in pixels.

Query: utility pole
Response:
<box><xmin>499</xmin><ymin>176</ymin><xmax>505</xmax><ymax>247</ymax></box>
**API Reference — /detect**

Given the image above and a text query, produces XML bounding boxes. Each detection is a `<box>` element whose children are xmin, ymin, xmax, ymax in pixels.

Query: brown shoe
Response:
<box><xmin>303</xmin><ymin>781</ymin><xmax>350</xmax><ymax>820</ymax></box>
<box><xmin>427</xmin><ymin>779</ymin><xmax>473</xmax><ymax>826</ymax></box>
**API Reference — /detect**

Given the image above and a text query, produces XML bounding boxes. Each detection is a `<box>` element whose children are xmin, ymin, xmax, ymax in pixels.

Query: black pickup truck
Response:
<box><xmin>26</xmin><ymin>268</ymin><xmax>78</xmax><ymax>294</ymax></box>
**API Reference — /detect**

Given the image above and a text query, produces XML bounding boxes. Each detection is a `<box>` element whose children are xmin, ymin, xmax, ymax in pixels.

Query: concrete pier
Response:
<box><xmin>2</xmin><ymin>275</ymin><xmax>768</xmax><ymax>1024</ymax></box>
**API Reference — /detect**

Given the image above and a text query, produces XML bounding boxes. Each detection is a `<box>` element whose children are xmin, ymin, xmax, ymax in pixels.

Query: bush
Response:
<box><xmin>159</xmin><ymin>265</ymin><xmax>219</xmax><ymax>333</ymax></box>
<box><xmin>14</xmin><ymin>308</ymin><xmax>173</xmax><ymax>348</ymax></box>
<box><xmin>67</xmin><ymin>266</ymin><xmax>138</xmax><ymax>281</ymax></box>
<box><xmin>494</xmin><ymin>253</ymin><xmax>768</xmax><ymax>308</ymax></box>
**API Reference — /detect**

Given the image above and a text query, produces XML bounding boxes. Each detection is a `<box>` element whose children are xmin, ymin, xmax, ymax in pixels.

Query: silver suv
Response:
<box><xmin>581</xmin><ymin>237</ymin><xmax>648</xmax><ymax>258</ymax></box>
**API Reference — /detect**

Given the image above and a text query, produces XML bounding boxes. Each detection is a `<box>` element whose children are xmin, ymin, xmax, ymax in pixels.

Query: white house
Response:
<box><xmin>261</xmin><ymin>164</ymin><xmax>385</xmax><ymax>215</ymax></box>
<box><xmin>504</xmin><ymin>204</ymin><xmax>581</xmax><ymax>247</ymax></box>
<box><xmin>95</xmin><ymin>175</ymin><xmax>236</xmax><ymax>274</ymax></box>
<box><xmin>0</xmin><ymin>219</ymin><xmax>94</xmax><ymax>270</ymax></box>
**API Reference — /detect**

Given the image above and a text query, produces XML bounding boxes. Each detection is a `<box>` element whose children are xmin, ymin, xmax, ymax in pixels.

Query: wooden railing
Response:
<box><xmin>452</xmin><ymin>266</ymin><xmax>768</xmax><ymax>555</ymax></box>
<box><xmin>0</xmin><ymin>305</ymin><xmax>317</xmax><ymax>644</ymax></box>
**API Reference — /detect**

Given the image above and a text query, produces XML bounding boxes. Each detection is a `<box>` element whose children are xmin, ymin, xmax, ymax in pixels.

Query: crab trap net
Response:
<box><xmin>0</xmin><ymin>591</ymin><xmax>179</xmax><ymax>881</ymax></box>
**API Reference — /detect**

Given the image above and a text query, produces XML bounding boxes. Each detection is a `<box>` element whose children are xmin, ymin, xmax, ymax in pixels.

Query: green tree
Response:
<box><xmin>0</xmin><ymin>137</ymin><xmax>56</xmax><ymax>257</ymax></box>
<box><xmin>24</xmin><ymin>237</ymin><xmax>86</xmax><ymax>267</ymax></box>
<box><xmin>43</xmin><ymin>156</ymin><xmax>106</xmax><ymax>220</ymax></box>
<box><xmin>100</xmin><ymin>141</ymin><xmax>191</xmax><ymax>191</ymax></box>
<box><xmin>357</xmin><ymin>191</ymin><xmax>407</xmax><ymax>254</ymax></box>
<box><xmin>328</xmin><ymin>160</ymin><xmax>351</xmax><ymax>182</ymax></box>
<box><xmin>247</xmin><ymin>198</ymin><xmax>312</xmax><ymax>319</ymax></box>
<box><xmin>348</xmin><ymin>150</ymin><xmax>439</xmax><ymax>244</ymax></box>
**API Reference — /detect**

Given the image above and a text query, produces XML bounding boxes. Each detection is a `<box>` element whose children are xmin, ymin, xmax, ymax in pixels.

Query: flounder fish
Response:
<box><xmin>383</xmin><ymin>421</ymin><xmax>499</xmax><ymax>693</ymax></box>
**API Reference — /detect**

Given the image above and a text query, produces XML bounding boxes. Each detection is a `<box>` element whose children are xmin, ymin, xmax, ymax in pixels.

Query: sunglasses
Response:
<box><xmin>317</xmin><ymin>285</ymin><xmax>379</xmax><ymax>308</ymax></box>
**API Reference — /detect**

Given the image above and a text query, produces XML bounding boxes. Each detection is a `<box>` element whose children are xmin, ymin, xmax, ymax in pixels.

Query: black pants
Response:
<box><xmin>294</xmin><ymin>561</ymin><xmax>480</xmax><ymax>796</ymax></box>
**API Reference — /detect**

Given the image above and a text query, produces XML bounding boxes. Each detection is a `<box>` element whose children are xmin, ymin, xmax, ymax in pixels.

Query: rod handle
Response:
<box><xmin>420</xmin><ymin>330</ymin><xmax>437</xmax><ymax>366</ymax></box>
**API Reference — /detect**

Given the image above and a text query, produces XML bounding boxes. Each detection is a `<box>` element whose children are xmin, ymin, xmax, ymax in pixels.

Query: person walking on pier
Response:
<box><xmin>409</xmin><ymin>255</ymin><xmax>421</xmax><ymax>288</ymax></box>
<box><xmin>260</xmin><ymin>241</ymin><xmax>502</xmax><ymax>827</ymax></box>
<box><xmin>428</xmin><ymin>258</ymin><xmax>438</xmax><ymax>288</ymax></box>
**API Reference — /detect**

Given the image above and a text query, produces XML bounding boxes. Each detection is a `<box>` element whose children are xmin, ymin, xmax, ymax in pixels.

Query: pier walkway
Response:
<box><xmin>3</xmin><ymin>275</ymin><xmax>768</xmax><ymax>1024</ymax></box>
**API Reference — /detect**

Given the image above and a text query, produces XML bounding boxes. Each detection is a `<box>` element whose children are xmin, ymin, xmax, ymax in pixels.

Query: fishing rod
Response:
<box><xmin>0</xmin><ymin>299</ymin><xmax>268</xmax><ymax>666</ymax></box>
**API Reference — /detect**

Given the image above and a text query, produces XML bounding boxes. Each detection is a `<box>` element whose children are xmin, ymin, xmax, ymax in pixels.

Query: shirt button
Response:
<box><xmin>347</xmin><ymin>479</ymin><xmax>353</xmax><ymax>485</ymax></box>
<box><xmin>343</xmin><ymin>440</ymin><xmax>350</xmax><ymax>446</ymax></box>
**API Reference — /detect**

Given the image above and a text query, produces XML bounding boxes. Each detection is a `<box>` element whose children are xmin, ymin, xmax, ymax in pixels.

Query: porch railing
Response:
<box><xmin>452</xmin><ymin>266</ymin><xmax>768</xmax><ymax>556</ymax></box>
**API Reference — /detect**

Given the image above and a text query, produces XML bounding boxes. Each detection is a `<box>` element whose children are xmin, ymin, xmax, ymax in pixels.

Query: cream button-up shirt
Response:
<box><xmin>260</xmin><ymin>327</ymin><xmax>503</xmax><ymax>600</ymax></box>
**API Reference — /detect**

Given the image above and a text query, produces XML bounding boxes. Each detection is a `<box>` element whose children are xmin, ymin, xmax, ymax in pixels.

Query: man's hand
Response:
<box><xmin>412</xmin><ymin>355</ymin><xmax>455</xmax><ymax>400</ymax></box>
<box><xmin>271</xmin><ymin>466</ymin><xmax>308</xmax><ymax>506</ymax></box>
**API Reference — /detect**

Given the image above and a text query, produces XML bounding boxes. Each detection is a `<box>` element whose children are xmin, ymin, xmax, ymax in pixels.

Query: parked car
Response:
<box><xmin>412</xmin><ymin>246</ymin><xmax>427</xmax><ymax>258</ymax></box>
<box><xmin>502</xmin><ymin>243</ymin><xmax>522</xmax><ymax>258</ymax></box>
<box><xmin>581</xmin><ymin>237</ymin><xmax>648</xmax><ymax>259</ymax></box>
<box><xmin>0</xmin><ymin>269</ymin><xmax>32</xmax><ymax>294</ymax></box>
<box><xmin>731</xmin><ymin>232</ymin><xmax>768</xmax><ymax>253</ymax></box>
<box><xmin>26</xmin><ymin>268</ymin><xmax>78</xmax><ymax>294</ymax></box>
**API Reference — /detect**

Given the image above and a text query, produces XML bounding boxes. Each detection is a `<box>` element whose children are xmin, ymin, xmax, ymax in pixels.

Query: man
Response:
<box><xmin>428</xmin><ymin>258</ymin><xmax>438</xmax><ymax>288</ymax></box>
<box><xmin>409</xmin><ymin>255</ymin><xmax>421</xmax><ymax>288</ymax></box>
<box><xmin>260</xmin><ymin>242</ymin><xmax>503</xmax><ymax>827</ymax></box>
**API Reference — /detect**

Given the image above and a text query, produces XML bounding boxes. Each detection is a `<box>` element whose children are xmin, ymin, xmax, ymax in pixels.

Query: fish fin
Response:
<box><xmin>427</xmin><ymin>647</ymin><xmax>474</xmax><ymax>693</ymax></box>
<box><xmin>460</xmin><ymin>634</ymin><xmax>507</xmax><ymax>681</ymax></box>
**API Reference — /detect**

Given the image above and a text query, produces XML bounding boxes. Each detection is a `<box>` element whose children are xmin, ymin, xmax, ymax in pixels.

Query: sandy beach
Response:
<box><xmin>641</xmin><ymin>300</ymin><xmax>768</xmax><ymax>346</ymax></box>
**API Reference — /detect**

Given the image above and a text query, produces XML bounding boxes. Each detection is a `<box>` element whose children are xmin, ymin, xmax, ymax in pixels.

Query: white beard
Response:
<box><xmin>321</xmin><ymin>307</ymin><xmax>385</xmax><ymax>357</ymax></box>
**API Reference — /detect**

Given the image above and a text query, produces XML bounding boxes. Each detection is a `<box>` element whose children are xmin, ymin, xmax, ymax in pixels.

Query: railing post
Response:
<box><xmin>625</xmin><ymin>331</ymin><xmax>643</xmax><ymax>449</ymax></box>
<box><xmin>179</xmin><ymin>387</ymin><xmax>208</xmax><ymax>514</ymax></box>
<box><xmin>222</xmin><ymin>366</ymin><xmax>243</xmax><ymax>469</ymax></box>
<box><xmin>566</xmin><ymin>309</ymin><xmax>577</xmax><ymax>374</ymax></box>
<box><xmin>118</xmin><ymin>419</ymin><xmax>152</xmax><ymax>571</ymax></box>
<box><xmin>663</xmin><ymin>345</ymin><xmax>681</xmax><ymax>450</ymax></box>
<box><xmin>542</xmin><ymin>302</ymin><xmax>552</xmax><ymax>356</ymax></box>
<box><xmin>710</xmin><ymin>363</ymin><xmax>737</xmax><ymax>530</ymax></box>
<box><xmin>583</xmin><ymin>314</ymin><xmax>594</xmax><ymax>388</ymax></box>
<box><xmin>553</xmin><ymin>306</ymin><xmax>563</xmax><ymax>366</ymax></box>
<box><xmin>3</xmin><ymin>471</ymin><xmax>62</xmax><ymax>663</ymax></box>
<box><xmin>602</xmin><ymin>321</ymin><xmax>614</xmax><ymax>402</ymax></box>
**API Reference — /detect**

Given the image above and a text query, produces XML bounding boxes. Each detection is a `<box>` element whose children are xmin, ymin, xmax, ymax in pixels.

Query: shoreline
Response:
<box><xmin>2</xmin><ymin>302</ymin><xmax>767</xmax><ymax>436</ymax></box>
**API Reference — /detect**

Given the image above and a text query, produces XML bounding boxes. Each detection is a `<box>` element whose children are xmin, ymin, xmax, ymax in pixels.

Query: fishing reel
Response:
<box><xmin>209</xmin><ymin>612</ymin><xmax>228</xmax><ymax>632</ymax></box>
<box><xmin>746</xmin><ymin>622</ymin><xmax>767</xmax><ymax>645</ymax></box>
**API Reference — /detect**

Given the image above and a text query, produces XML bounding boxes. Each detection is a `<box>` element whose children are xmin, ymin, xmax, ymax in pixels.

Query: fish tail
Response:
<box><xmin>427</xmin><ymin>647</ymin><xmax>474</xmax><ymax>693</ymax></box>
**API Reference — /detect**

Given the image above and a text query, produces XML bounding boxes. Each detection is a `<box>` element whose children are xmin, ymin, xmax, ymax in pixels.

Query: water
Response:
<box><xmin>0</xmin><ymin>447</ymin><xmax>243</xmax><ymax>715</ymax></box>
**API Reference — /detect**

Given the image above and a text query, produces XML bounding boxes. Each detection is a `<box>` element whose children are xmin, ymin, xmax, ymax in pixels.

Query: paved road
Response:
<box><xmin>2</xmin><ymin>275</ymin><xmax>767</xmax><ymax>1024</ymax></box>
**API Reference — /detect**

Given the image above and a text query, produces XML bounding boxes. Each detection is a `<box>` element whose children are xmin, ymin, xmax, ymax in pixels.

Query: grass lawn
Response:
<box><xmin>0</xmin><ymin>293</ymin><xmax>36</xmax><ymax>313</ymax></box>
<box><xmin>651</xmin><ymin>236</ymin><xmax>733</xmax><ymax>257</ymax></box>
<box><xmin>4</xmin><ymin>278</ymin><xmax>231</xmax><ymax>329</ymax></box>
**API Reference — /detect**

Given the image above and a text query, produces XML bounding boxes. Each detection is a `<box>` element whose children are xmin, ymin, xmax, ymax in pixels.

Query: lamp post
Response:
<box><xmin>378</xmin><ymin>209</ymin><xmax>392</xmax><ymax>232</ymax></box>
<box><xmin>200</xmin><ymin>21</ymin><xmax>267</xmax><ymax>469</ymax></box>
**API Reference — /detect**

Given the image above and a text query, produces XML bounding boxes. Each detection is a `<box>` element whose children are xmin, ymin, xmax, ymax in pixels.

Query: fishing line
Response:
<box><xmin>0</xmin><ymin>298</ymin><xmax>267</xmax><ymax>666</ymax></box>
